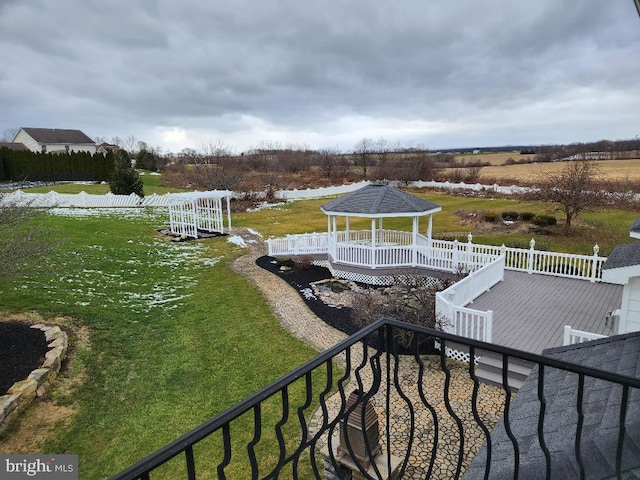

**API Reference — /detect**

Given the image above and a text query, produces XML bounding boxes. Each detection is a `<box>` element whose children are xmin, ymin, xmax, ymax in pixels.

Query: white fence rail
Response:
<box><xmin>435</xmin><ymin>256</ymin><xmax>504</xmax><ymax>343</ymax></box>
<box><xmin>274</xmin><ymin>179</ymin><xmax>534</xmax><ymax>200</ymax></box>
<box><xmin>0</xmin><ymin>189</ymin><xmax>233</xmax><ymax>208</ymax></box>
<box><xmin>269</xmin><ymin>230</ymin><xmax>606</xmax><ymax>282</ymax></box>
<box><xmin>563</xmin><ymin>325</ymin><xmax>608</xmax><ymax>345</ymax></box>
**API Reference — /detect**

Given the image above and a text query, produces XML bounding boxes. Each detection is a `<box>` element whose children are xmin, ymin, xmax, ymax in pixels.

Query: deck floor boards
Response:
<box><xmin>469</xmin><ymin>271</ymin><xmax>623</xmax><ymax>354</ymax></box>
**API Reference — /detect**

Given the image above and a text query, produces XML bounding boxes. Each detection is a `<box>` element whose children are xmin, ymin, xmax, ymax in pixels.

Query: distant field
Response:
<box><xmin>477</xmin><ymin>158</ymin><xmax>640</xmax><ymax>183</ymax></box>
<box><xmin>454</xmin><ymin>152</ymin><xmax>534</xmax><ymax>166</ymax></box>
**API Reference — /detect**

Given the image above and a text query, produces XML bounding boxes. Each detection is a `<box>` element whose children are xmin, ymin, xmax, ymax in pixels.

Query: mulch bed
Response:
<box><xmin>255</xmin><ymin>256</ymin><xmax>362</xmax><ymax>336</ymax></box>
<box><xmin>255</xmin><ymin>256</ymin><xmax>438</xmax><ymax>356</ymax></box>
<box><xmin>0</xmin><ymin>322</ymin><xmax>49</xmax><ymax>395</ymax></box>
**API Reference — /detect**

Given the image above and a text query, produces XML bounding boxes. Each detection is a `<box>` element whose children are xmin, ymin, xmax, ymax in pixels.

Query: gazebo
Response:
<box><xmin>268</xmin><ymin>184</ymin><xmax>467</xmax><ymax>284</ymax></box>
<box><xmin>320</xmin><ymin>184</ymin><xmax>441</xmax><ymax>271</ymax></box>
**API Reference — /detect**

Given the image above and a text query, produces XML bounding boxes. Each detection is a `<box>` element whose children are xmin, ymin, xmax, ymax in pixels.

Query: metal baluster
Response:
<box><xmin>184</xmin><ymin>445</ymin><xmax>196</xmax><ymax>480</ymax></box>
<box><xmin>536</xmin><ymin>365</ymin><xmax>551</xmax><ymax>479</ymax></box>
<box><xmin>414</xmin><ymin>333</ymin><xmax>439</xmax><ymax>479</ymax></box>
<box><xmin>440</xmin><ymin>339</ymin><xmax>466</xmax><ymax>479</ymax></box>
<box><xmin>501</xmin><ymin>355</ymin><xmax>519</xmax><ymax>480</ymax></box>
<box><xmin>616</xmin><ymin>385</ymin><xmax>629</xmax><ymax>480</ymax></box>
<box><xmin>575</xmin><ymin>374</ymin><xmax>585</xmax><ymax>480</ymax></box>
<box><xmin>216</xmin><ymin>423</ymin><xmax>232</xmax><ymax>479</ymax></box>
<box><xmin>468</xmin><ymin>346</ymin><xmax>492</xmax><ymax>480</ymax></box>
<box><xmin>247</xmin><ymin>404</ymin><xmax>261</xmax><ymax>479</ymax></box>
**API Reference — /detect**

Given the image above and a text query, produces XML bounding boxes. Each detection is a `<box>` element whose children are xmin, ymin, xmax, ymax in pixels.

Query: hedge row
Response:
<box><xmin>0</xmin><ymin>147</ymin><xmax>115</xmax><ymax>182</ymax></box>
<box><xmin>484</xmin><ymin>210</ymin><xmax>556</xmax><ymax>226</ymax></box>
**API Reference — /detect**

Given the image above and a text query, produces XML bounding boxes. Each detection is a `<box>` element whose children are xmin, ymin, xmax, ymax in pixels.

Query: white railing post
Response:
<box><xmin>563</xmin><ymin>325</ymin><xmax>572</xmax><ymax>346</ymax></box>
<box><xmin>466</xmin><ymin>233</ymin><xmax>473</xmax><ymax>269</ymax></box>
<box><xmin>453</xmin><ymin>239</ymin><xmax>459</xmax><ymax>271</ymax></box>
<box><xmin>486</xmin><ymin>310</ymin><xmax>493</xmax><ymax>342</ymax></box>
<box><xmin>527</xmin><ymin>238</ymin><xmax>535</xmax><ymax>274</ymax></box>
<box><xmin>591</xmin><ymin>244</ymin><xmax>600</xmax><ymax>283</ymax></box>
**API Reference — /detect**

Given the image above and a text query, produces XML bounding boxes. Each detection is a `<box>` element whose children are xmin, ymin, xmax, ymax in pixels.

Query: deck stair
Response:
<box><xmin>475</xmin><ymin>350</ymin><xmax>535</xmax><ymax>392</ymax></box>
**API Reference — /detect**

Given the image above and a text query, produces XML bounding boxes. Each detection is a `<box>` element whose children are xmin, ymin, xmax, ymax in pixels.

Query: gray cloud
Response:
<box><xmin>1</xmin><ymin>0</ymin><xmax>639</xmax><ymax>151</ymax></box>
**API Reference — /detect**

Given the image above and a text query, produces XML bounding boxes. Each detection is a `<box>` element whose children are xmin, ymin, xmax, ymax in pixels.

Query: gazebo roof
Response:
<box><xmin>321</xmin><ymin>184</ymin><xmax>441</xmax><ymax>218</ymax></box>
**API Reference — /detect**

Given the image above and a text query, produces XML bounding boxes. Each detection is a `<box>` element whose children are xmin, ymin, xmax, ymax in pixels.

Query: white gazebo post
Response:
<box><xmin>345</xmin><ymin>217</ymin><xmax>350</xmax><ymax>243</ymax></box>
<box><xmin>371</xmin><ymin>218</ymin><xmax>377</xmax><ymax>268</ymax></box>
<box><xmin>412</xmin><ymin>216</ymin><xmax>419</xmax><ymax>266</ymax></box>
<box><xmin>226</xmin><ymin>195</ymin><xmax>232</xmax><ymax>232</ymax></box>
<box><xmin>427</xmin><ymin>214</ymin><xmax>433</xmax><ymax>247</ymax></box>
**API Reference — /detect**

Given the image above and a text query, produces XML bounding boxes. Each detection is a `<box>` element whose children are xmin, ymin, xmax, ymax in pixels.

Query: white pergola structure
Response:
<box><xmin>168</xmin><ymin>191</ymin><xmax>232</xmax><ymax>239</ymax></box>
<box><xmin>320</xmin><ymin>184</ymin><xmax>442</xmax><ymax>272</ymax></box>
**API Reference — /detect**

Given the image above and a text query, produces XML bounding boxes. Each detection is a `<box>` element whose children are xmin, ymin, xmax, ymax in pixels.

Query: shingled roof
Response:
<box><xmin>20</xmin><ymin>128</ymin><xmax>94</xmax><ymax>144</ymax></box>
<box><xmin>320</xmin><ymin>184</ymin><xmax>441</xmax><ymax>217</ymax></box>
<box><xmin>464</xmin><ymin>332</ymin><xmax>640</xmax><ymax>479</ymax></box>
<box><xmin>0</xmin><ymin>142</ymin><xmax>28</xmax><ymax>151</ymax></box>
<box><xmin>602</xmin><ymin>243</ymin><xmax>640</xmax><ymax>271</ymax></box>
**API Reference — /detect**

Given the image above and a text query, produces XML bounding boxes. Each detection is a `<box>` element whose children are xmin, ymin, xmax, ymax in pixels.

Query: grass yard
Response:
<box><xmin>234</xmin><ymin>190</ymin><xmax>637</xmax><ymax>256</ymax></box>
<box><xmin>1</xmin><ymin>183</ymin><xmax>638</xmax><ymax>478</ymax></box>
<box><xmin>0</xmin><ymin>208</ymin><xmax>323</xmax><ymax>478</ymax></box>
<box><xmin>23</xmin><ymin>172</ymin><xmax>188</xmax><ymax>195</ymax></box>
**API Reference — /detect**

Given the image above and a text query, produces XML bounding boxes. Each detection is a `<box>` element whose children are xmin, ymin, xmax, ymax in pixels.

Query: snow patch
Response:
<box><xmin>300</xmin><ymin>288</ymin><xmax>317</xmax><ymax>300</ymax></box>
<box><xmin>227</xmin><ymin>236</ymin><xmax>247</xmax><ymax>248</ymax></box>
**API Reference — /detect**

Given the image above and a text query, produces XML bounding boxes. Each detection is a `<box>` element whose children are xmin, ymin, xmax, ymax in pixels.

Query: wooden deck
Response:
<box><xmin>469</xmin><ymin>271</ymin><xmax>623</xmax><ymax>354</ymax></box>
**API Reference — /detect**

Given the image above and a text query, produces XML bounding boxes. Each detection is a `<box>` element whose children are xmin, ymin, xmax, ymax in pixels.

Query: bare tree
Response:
<box><xmin>0</xmin><ymin>195</ymin><xmax>57</xmax><ymax>277</ymax></box>
<box><xmin>2</xmin><ymin>128</ymin><xmax>19</xmax><ymax>142</ymax></box>
<box><xmin>354</xmin><ymin>137</ymin><xmax>374</xmax><ymax>180</ymax></box>
<box><xmin>317</xmin><ymin>147</ymin><xmax>340</xmax><ymax>180</ymax></box>
<box><xmin>537</xmin><ymin>159</ymin><xmax>601</xmax><ymax>232</ymax></box>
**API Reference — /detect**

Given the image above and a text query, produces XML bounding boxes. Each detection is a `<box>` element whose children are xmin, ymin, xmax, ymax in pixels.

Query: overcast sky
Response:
<box><xmin>1</xmin><ymin>0</ymin><xmax>639</xmax><ymax>154</ymax></box>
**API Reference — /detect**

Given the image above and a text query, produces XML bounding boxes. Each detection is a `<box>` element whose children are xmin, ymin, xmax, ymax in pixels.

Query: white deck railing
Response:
<box><xmin>269</xmin><ymin>231</ymin><xmax>607</xmax><ymax>282</ymax></box>
<box><xmin>563</xmin><ymin>325</ymin><xmax>608</xmax><ymax>345</ymax></box>
<box><xmin>435</xmin><ymin>256</ymin><xmax>504</xmax><ymax>343</ymax></box>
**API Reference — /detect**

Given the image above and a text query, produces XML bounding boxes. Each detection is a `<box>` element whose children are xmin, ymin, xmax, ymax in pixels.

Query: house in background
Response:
<box><xmin>0</xmin><ymin>142</ymin><xmax>29</xmax><ymax>151</ymax></box>
<box><xmin>12</xmin><ymin>128</ymin><xmax>97</xmax><ymax>154</ymax></box>
<box><xmin>96</xmin><ymin>142</ymin><xmax>121</xmax><ymax>155</ymax></box>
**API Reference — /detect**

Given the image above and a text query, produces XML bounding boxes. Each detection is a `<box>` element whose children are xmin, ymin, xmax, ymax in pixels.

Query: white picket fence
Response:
<box><xmin>0</xmin><ymin>189</ymin><xmax>233</xmax><ymax>208</ymax></box>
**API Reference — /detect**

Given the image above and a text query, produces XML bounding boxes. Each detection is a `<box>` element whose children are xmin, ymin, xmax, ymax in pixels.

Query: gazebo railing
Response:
<box><xmin>268</xmin><ymin>231</ymin><xmax>607</xmax><ymax>283</ymax></box>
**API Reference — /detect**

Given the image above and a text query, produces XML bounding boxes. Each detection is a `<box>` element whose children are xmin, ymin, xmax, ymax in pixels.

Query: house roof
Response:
<box><xmin>0</xmin><ymin>142</ymin><xmax>29</xmax><ymax>151</ymax></box>
<box><xmin>320</xmin><ymin>184</ymin><xmax>441</xmax><ymax>218</ymax></box>
<box><xmin>602</xmin><ymin>243</ymin><xmax>640</xmax><ymax>270</ymax></box>
<box><xmin>19</xmin><ymin>128</ymin><xmax>95</xmax><ymax>145</ymax></box>
<box><xmin>464</xmin><ymin>332</ymin><xmax>640</xmax><ymax>479</ymax></box>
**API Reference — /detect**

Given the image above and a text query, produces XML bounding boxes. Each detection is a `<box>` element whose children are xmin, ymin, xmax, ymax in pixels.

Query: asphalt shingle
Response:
<box><xmin>463</xmin><ymin>332</ymin><xmax>640</xmax><ymax>479</ymax></box>
<box><xmin>320</xmin><ymin>184</ymin><xmax>440</xmax><ymax>216</ymax></box>
<box><xmin>603</xmin><ymin>243</ymin><xmax>640</xmax><ymax>270</ymax></box>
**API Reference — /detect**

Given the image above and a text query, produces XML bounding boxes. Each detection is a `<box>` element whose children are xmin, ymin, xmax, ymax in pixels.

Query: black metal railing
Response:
<box><xmin>111</xmin><ymin>319</ymin><xmax>640</xmax><ymax>480</ymax></box>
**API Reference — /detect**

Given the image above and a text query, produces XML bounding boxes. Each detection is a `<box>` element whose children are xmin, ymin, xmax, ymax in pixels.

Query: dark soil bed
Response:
<box><xmin>255</xmin><ymin>256</ymin><xmax>438</xmax><ymax>354</ymax></box>
<box><xmin>0</xmin><ymin>322</ymin><xmax>48</xmax><ymax>395</ymax></box>
<box><xmin>255</xmin><ymin>256</ymin><xmax>360</xmax><ymax>335</ymax></box>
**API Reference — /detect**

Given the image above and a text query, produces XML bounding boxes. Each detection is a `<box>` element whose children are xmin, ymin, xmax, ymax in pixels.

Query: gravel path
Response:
<box><xmin>231</xmin><ymin>230</ymin><xmax>348</xmax><ymax>352</ymax></box>
<box><xmin>231</xmin><ymin>230</ymin><xmax>505</xmax><ymax>480</ymax></box>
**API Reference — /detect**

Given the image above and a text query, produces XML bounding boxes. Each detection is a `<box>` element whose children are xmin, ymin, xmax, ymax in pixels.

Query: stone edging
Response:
<box><xmin>0</xmin><ymin>324</ymin><xmax>68</xmax><ymax>434</ymax></box>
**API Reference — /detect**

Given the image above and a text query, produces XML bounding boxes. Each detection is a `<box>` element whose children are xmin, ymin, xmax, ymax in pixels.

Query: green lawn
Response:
<box><xmin>0</xmin><ymin>184</ymin><xmax>637</xmax><ymax>478</ymax></box>
<box><xmin>0</xmin><ymin>209</ymin><xmax>322</xmax><ymax>478</ymax></box>
<box><xmin>22</xmin><ymin>172</ymin><xmax>187</xmax><ymax>195</ymax></box>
